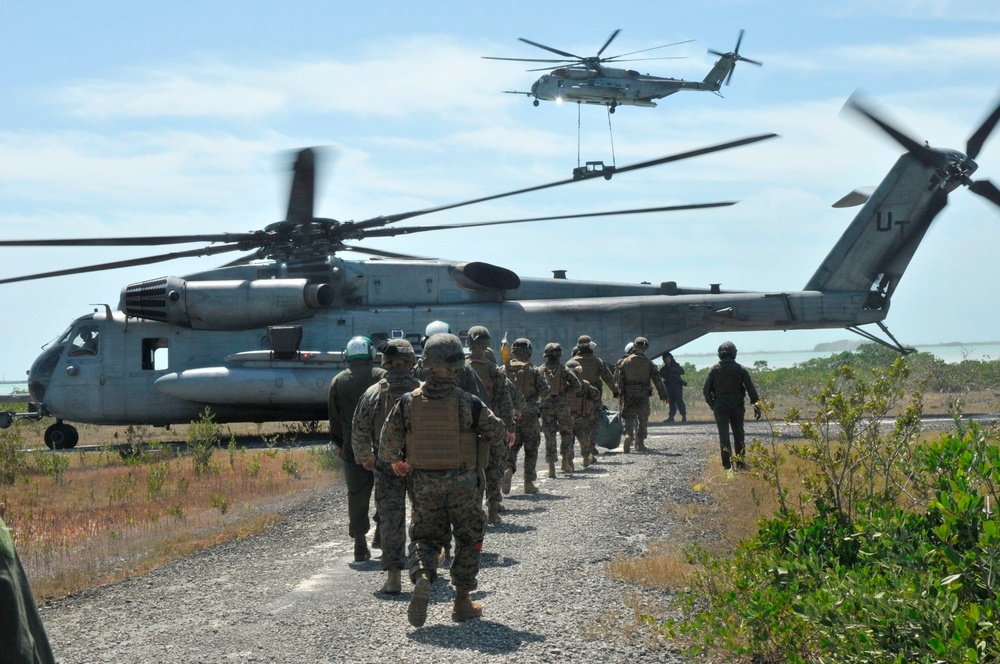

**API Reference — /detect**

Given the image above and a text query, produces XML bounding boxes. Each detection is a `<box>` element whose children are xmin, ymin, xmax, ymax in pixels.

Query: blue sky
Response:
<box><xmin>1</xmin><ymin>1</ymin><xmax>999</xmax><ymax>379</ymax></box>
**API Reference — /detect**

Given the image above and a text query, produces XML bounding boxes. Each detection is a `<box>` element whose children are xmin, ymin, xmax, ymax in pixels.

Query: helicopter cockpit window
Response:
<box><xmin>67</xmin><ymin>326</ymin><xmax>100</xmax><ymax>357</ymax></box>
<box><xmin>142</xmin><ymin>338</ymin><xmax>169</xmax><ymax>371</ymax></box>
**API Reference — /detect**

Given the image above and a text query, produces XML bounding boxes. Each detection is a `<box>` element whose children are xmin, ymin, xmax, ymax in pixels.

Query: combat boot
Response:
<box><xmin>451</xmin><ymin>590</ymin><xmax>482</xmax><ymax>622</ymax></box>
<box><xmin>561</xmin><ymin>455</ymin><xmax>574</xmax><ymax>474</ymax></box>
<box><xmin>623</xmin><ymin>436</ymin><xmax>631</xmax><ymax>454</ymax></box>
<box><xmin>408</xmin><ymin>573</ymin><xmax>432</xmax><ymax>627</ymax></box>
<box><xmin>524</xmin><ymin>479</ymin><xmax>538</xmax><ymax>494</ymax></box>
<box><xmin>487</xmin><ymin>500</ymin><xmax>502</xmax><ymax>525</ymax></box>
<box><xmin>637</xmin><ymin>440</ymin><xmax>647</xmax><ymax>452</ymax></box>
<box><xmin>501</xmin><ymin>467</ymin><xmax>513</xmax><ymax>495</ymax></box>
<box><xmin>354</xmin><ymin>535</ymin><xmax>371</xmax><ymax>562</ymax></box>
<box><xmin>547</xmin><ymin>461</ymin><xmax>556</xmax><ymax>478</ymax></box>
<box><xmin>681</xmin><ymin>414</ymin><xmax>687</xmax><ymax>423</ymax></box>
<box><xmin>382</xmin><ymin>568</ymin><xmax>402</xmax><ymax>595</ymax></box>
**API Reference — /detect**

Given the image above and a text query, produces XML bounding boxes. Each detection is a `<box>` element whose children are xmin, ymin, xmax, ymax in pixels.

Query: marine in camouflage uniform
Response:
<box><xmin>465</xmin><ymin>326</ymin><xmax>516</xmax><ymax>525</ymax></box>
<box><xmin>329</xmin><ymin>336</ymin><xmax>387</xmax><ymax>562</ymax></box>
<box><xmin>352</xmin><ymin>339</ymin><xmax>420</xmax><ymax>595</ymax></box>
<box><xmin>539</xmin><ymin>342</ymin><xmax>582</xmax><ymax>476</ymax></box>
<box><xmin>500</xmin><ymin>338</ymin><xmax>549</xmax><ymax>494</ymax></box>
<box><xmin>570</xmin><ymin>335</ymin><xmax>617</xmax><ymax>404</ymax></box>
<box><xmin>379</xmin><ymin>334</ymin><xmax>508</xmax><ymax>627</ymax></box>
<box><xmin>703</xmin><ymin>341</ymin><xmax>761</xmax><ymax>470</ymax></box>
<box><xmin>614</xmin><ymin>336</ymin><xmax>668</xmax><ymax>453</ymax></box>
<box><xmin>566</xmin><ymin>360</ymin><xmax>602</xmax><ymax>468</ymax></box>
<box><xmin>0</xmin><ymin>511</ymin><xmax>55</xmax><ymax>664</ymax></box>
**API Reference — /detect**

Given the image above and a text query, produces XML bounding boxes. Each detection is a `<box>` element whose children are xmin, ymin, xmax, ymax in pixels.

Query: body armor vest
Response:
<box><xmin>541</xmin><ymin>363</ymin><xmax>562</xmax><ymax>397</ymax></box>
<box><xmin>506</xmin><ymin>359</ymin><xmax>537</xmax><ymax>398</ymax></box>
<box><xmin>569</xmin><ymin>380</ymin><xmax>596</xmax><ymax>417</ymax></box>
<box><xmin>468</xmin><ymin>358</ymin><xmax>496</xmax><ymax>398</ymax></box>
<box><xmin>404</xmin><ymin>387</ymin><xmax>478</xmax><ymax>470</ymax></box>
<box><xmin>620</xmin><ymin>355</ymin><xmax>654</xmax><ymax>397</ymax></box>
<box><xmin>573</xmin><ymin>353</ymin><xmax>601</xmax><ymax>386</ymax></box>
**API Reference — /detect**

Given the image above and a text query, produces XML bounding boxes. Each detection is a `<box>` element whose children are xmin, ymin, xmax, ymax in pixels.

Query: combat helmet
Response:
<box><xmin>718</xmin><ymin>341</ymin><xmax>738</xmax><ymax>359</ymax></box>
<box><xmin>543</xmin><ymin>342</ymin><xmax>562</xmax><ymax>358</ymax></box>
<box><xmin>624</xmin><ymin>342</ymin><xmax>634</xmax><ymax>355</ymax></box>
<box><xmin>345</xmin><ymin>336</ymin><xmax>375</xmax><ymax>361</ymax></box>
<box><xmin>565</xmin><ymin>359</ymin><xmax>583</xmax><ymax>374</ymax></box>
<box><xmin>381</xmin><ymin>338</ymin><xmax>416</xmax><ymax>368</ymax></box>
<box><xmin>421</xmin><ymin>334</ymin><xmax>467</xmax><ymax>370</ymax></box>
<box><xmin>467</xmin><ymin>325</ymin><xmax>491</xmax><ymax>346</ymax></box>
<box><xmin>576</xmin><ymin>334</ymin><xmax>594</xmax><ymax>349</ymax></box>
<box><xmin>511</xmin><ymin>338</ymin><xmax>532</xmax><ymax>358</ymax></box>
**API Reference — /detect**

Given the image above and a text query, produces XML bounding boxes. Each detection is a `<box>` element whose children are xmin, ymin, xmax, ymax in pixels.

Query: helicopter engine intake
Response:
<box><xmin>121</xmin><ymin>276</ymin><xmax>334</xmax><ymax>330</ymax></box>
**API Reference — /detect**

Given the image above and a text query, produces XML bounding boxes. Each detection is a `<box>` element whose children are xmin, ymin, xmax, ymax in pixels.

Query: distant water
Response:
<box><xmin>675</xmin><ymin>343</ymin><xmax>1000</xmax><ymax>371</ymax></box>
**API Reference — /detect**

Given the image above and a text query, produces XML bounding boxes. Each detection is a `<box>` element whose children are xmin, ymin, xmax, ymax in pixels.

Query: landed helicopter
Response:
<box><xmin>2</xmin><ymin>93</ymin><xmax>999</xmax><ymax>449</ymax></box>
<box><xmin>484</xmin><ymin>29</ymin><xmax>762</xmax><ymax>112</ymax></box>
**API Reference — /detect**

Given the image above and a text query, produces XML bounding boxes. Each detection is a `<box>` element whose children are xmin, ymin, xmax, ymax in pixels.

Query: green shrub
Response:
<box><xmin>186</xmin><ymin>408</ymin><xmax>218</xmax><ymax>476</ymax></box>
<box><xmin>0</xmin><ymin>428</ymin><xmax>27</xmax><ymax>485</ymax></box>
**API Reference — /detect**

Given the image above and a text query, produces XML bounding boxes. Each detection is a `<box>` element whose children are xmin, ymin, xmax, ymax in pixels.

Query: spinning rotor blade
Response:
<box><xmin>845</xmin><ymin>95</ymin><xmax>943</xmax><ymax>168</ymax></box>
<box><xmin>340</xmin><ymin>245</ymin><xmax>432</xmax><ymax>260</ymax></box>
<box><xmin>356</xmin><ymin>133</ymin><xmax>777</xmax><ymax>231</ymax></box>
<box><xmin>596</xmin><ymin>29</ymin><xmax>621</xmax><ymax>57</ymax></box>
<box><xmin>361</xmin><ymin>202</ymin><xmax>737</xmax><ymax>238</ymax></box>
<box><xmin>286</xmin><ymin>147</ymin><xmax>316</xmax><ymax>225</ymax></box>
<box><xmin>482</xmin><ymin>56</ymin><xmax>575</xmax><ymax>64</ymax></box>
<box><xmin>969</xmin><ymin>179</ymin><xmax>1000</xmax><ymax>207</ymax></box>
<box><xmin>0</xmin><ymin>232</ymin><xmax>259</xmax><ymax>248</ymax></box>
<box><xmin>518</xmin><ymin>37</ymin><xmax>584</xmax><ymax>61</ymax></box>
<box><xmin>0</xmin><ymin>243</ymin><xmax>246</xmax><ymax>285</ymax></box>
<box><xmin>606</xmin><ymin>39</ymin><xmax>695</xmax><ymax>60</ymax></box>
<box><xmin>967</xmin><ymin>95</ymin><xmax>1000</xmax><ymax>160</ymax></box>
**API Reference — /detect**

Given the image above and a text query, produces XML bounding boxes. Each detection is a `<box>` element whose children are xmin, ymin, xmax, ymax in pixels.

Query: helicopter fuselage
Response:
<box><xmin>530</xmin><ymin>65</ymin><xmax>721</xmax><ymax>108</ymax></box>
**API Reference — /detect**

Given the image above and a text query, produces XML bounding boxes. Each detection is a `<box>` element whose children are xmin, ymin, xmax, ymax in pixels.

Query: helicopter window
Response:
<box><xmin>558</xmin><ymin>80</ymin><xmax>564</xmax><ymax>88</ymax></box>
<box><xmin>370</xmin><ymin>332</ymin><xmax>390</xmax><ymax>346</ymax></box>
<box><xmin>142</xmin><ymin>338</ymin><xmax>169</xmax><ymax>371</ymax></box>
<box><xmin>67</xmin><ymin>326</ymin><xmax>100</xmax><ymax>357</ymax></box>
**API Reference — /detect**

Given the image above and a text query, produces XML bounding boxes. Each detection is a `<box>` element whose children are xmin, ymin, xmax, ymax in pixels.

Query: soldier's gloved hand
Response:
<box><xmin>506</xmin><ymin>430</ymin><xmax>516</xmax><ymax>447</ymax></box>
<box><xmin>391</xmin><ymin>460</ymin><xmax>410</xmax><ymax>477</ymax></box>
<box><xmin>754</xmin><ymin>406</ymin><xmax>763</xmax><ymax>420</ymax></box>
<box><xmin>361</xmin><ymin>455</ymin><xmax>376</xmax><ymax>471</ymax></box>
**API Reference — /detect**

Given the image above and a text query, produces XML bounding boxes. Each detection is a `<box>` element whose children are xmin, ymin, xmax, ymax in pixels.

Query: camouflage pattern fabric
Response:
<box><xmin>468</xmin><ymin>356</ymin><xmax>516</xmax><ymax>506</ymax></box>
<box><xmin>620</xmin><ymin>395</ymin><xmax>652</xmax><ymax>447</ymax></box>
<box><xmin>569</xmin><ymin>379</ymin><xmax>601</xmax><ymax>459</ymax></box>
<box><xmin>0</xmin><ymin>516</ymin><xmax>55</xmax><ymax>664</ymax></box>
<box><xmin>509</xmin><ymin>406</ymin><xmax>541</xmax><ymax>482</ymax></box>
<box><xmin>501</xmin><ymin>358</ymin><xmax>548</xmax><ymax>481</ymax></box>
<box><xmin>540</xmin><ymin>395</ymin><xmax>574</xmax><ymax>462</ymax></box>
<box><xmin>374</xmin><ymin>471</ymin><xmax>408</xmax><ymax>571</ymax></box>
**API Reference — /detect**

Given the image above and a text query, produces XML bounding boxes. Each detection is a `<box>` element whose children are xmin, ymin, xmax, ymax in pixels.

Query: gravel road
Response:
<box><xmin>36</xmin><ymin>421</ymin><xmax>761</xmax><ymax>663</ymax></box>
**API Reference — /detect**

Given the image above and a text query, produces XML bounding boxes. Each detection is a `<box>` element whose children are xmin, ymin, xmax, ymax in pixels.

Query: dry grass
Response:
<box><xmin>3</xmin><ymin>440</ymin><xmax>339</xmax><ymax>601</ymax></box>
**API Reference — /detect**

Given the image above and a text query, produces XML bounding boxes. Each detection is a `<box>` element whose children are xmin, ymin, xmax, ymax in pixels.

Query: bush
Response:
<box><xmin>0</xmin><ymin>428</ymin><xmax>27</xmax><ymax>485</ymax></box>
<box><xmin>669</xmin><ymin>358</ymin><xmax>1000</xmax><ymax>663</ymax></box>
<box><xmin>186</xmin><ymin>408</ymin><xmax>218</xmax><ymax>476</ymax></box>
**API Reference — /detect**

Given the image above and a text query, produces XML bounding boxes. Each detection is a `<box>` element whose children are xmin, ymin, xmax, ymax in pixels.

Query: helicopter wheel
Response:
<box><xmin>609</xmin><ymin>103</ymin><xmax>616</xmax><ymax>114</ymax></box>
<box><xmin>532</xmin><ymin>99</ymin><xmax>539</xmax><ymax>107</ymax></box>
<box><xmin>0</xmin><ymin>412</ymin><xmax>11</xmax><ymax>429</ymax></box>
<box><xmin>44</xmin><ymin>421</ymin><xmax>79</xmax><ymax>450</ymax></box>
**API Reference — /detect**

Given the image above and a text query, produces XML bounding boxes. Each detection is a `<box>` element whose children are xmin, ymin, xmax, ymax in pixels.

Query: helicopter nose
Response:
<box><xmin>27</xmin><ymin>345</ymin><xmax>61</xmax><ymax>404</ymax></box>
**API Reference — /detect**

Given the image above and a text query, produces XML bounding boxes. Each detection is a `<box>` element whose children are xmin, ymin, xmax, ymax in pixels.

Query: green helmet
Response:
<box><xmin>511</xmin><ymin>338</ymin><xmax>532</xmax><ymax>358</ymax></box>
<box><xmin>422</xmin><ymin>333</ymin><xmax>466</xmax><ymax>370</ymax></box>
<box><xmin>345</xmin><ymin>336</ymin><xmax>374</xmax><ymax>361</ymax></box>
<box><xmin>718</xmin><ymin>341</ymin><xmax>738</xmax><ymax>359</ymax></box>
<box><xmin>467</xmin><ymin>325</ymin><xmax>491</xmax><ymax>346</ymax></box>
<box><xmin>381</xmin><ymin>338</ymin><xmax>416</xmax><ymax>368</ymax></box>
<box><xmin>543</xmin><ymin>342</ymin><xmax>562</xmax><ymax>357</ymax></box>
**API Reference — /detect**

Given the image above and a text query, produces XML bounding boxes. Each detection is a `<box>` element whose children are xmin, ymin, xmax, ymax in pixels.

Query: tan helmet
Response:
<box><xmin>511</xmin><ymin>338</ymin><xmax>532</xmax><ymax>358</ymax></box>
<box><xmin>381</xmin><ymin>338</ymin><xmax>416</xmax><ymax>368</ymax></box>
<box><xmin>718</xmin><ymin>341</ymin><xmax>738</xmax><ymax>359</ymax></box>
<box><xmin>576</xmin><ymin>334</ymin><xmax>594</xmax><ymax>348</ymax></box>
<box><xmin>422</xmin><ymin>334</ymin><xmax>467</xmax><ymax>370</ymax></box>
<box><xmin>467</xmin><ymin>325</ymin><xmax>492</xmax><ymax>346</ymax></box>
<box><xmin>543</xmin><ymin>342</ymin><xmax>563</xmax><ymax>358</ymax></box>
<box><xmin>565</xmin><ymin>359</ymin><xmax>583</xmax><ymax>374</ymax></box>
<box><xmin>633</xmin><ymin>336</ymin><xmax>649</xmax><ymax>348</ymax></box>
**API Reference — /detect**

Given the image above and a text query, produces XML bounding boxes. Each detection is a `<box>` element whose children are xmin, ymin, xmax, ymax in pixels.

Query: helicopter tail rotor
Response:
<box><xmin>846</xmin><ymin>92</ymin><xmax>1000</xmax><ymax>212</ymax></box>
<box><xmin>708</xmin><ymin>29</ymin><xmax>762</xmax><ymax>86</ymax></box>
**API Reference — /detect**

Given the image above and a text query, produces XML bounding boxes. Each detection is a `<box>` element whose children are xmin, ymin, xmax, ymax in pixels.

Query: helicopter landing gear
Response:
<box><xmin>0</xmin><ymin>412</ymin><xmax>11</xmax><ymax>429</ymax></box>
<box><xmin>609</xmin><ymin>101</ymin><xmax>617</xmax><ymax>114</ymax></box>
<box><xmin>44</xmin><ymin>421</ymin><xmax>79</xmax><ymax>450</ymax></box>
<box><xmin>533</xmin><ymin>99</ymin><xmax>539</xmax><ymax>107</ymax></box>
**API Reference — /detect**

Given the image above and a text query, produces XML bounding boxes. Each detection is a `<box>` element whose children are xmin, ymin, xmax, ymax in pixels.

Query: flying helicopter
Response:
<box><xmin>3</xmin><ymin>91</ymin><xmax>999</xmax><ymax>450</ymax></box>
<box><xmin>484</xmin><ymin>29</ymin><xmax>762</xmax><ymax>112</ymax></box>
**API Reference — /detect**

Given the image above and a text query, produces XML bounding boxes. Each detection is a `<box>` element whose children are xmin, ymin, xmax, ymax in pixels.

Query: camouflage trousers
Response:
<box><xmin>408</xmin><ymin>468</ymin><xmax>486</xmax><ymax>592</ymax></box>
<box><xmin>571</xmin><ymin>412</ymin><xmax>599</xmax><ymax>458</ymax></box>
<box><xmin>374</xmin><ymin>463</ymin><xmax>408</xmax><ymax>572</ymax></box>
<box><xmin>620</xmin><ymin>395</ymin><xmax>652</xmax><ymax>446</ymax></box>
<box><xmin>485</xmin><ymin>436</ymin><xmax>511</xmax><ymax>504</ymax></box>
<box><xmin>540</xmin><ymin>395</ymin><xmax>574</xmax><ymax>463</ymax></box>
<box><xmin>507</xmin><ymin>408</ymin><xmax>541</xmax><ymax>482</ymax></box>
